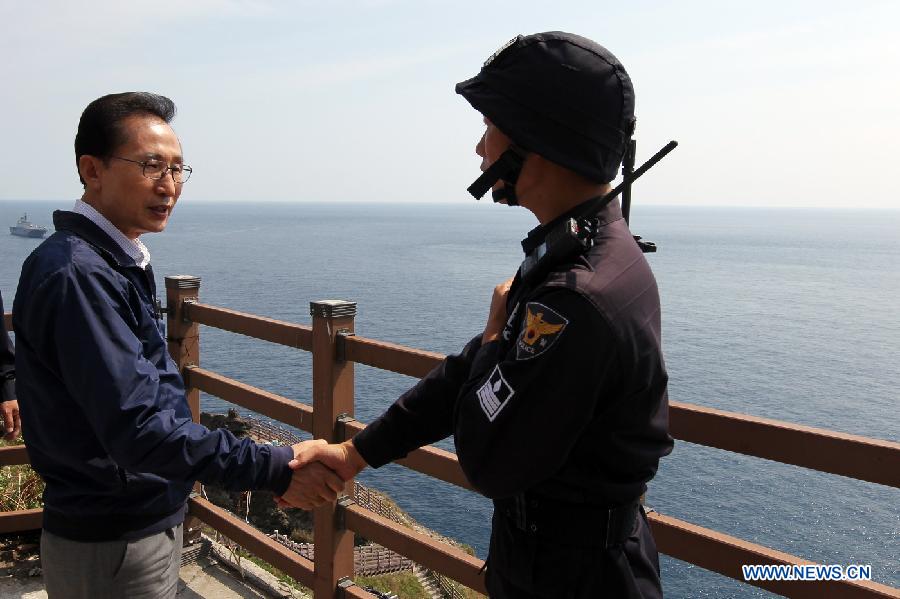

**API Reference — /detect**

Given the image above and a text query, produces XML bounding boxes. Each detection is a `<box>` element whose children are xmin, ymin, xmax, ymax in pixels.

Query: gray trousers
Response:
<box><xmin>41</xmin><ymin>525</ymin><xmax>183</xmax><ymax>599</ymax></box>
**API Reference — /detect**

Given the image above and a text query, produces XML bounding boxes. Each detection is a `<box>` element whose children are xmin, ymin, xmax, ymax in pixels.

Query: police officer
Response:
<box><xmin>291</xmin><ymin>32</ymin><xmax>673</xmax><ymax>598</ymax></box>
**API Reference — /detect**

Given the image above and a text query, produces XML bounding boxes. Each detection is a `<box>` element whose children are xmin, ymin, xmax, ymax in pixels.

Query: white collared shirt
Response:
<box><xmin>73</xmin><ymin>200</ymin><xmax>151</xmax><ymax>269</ymax></box>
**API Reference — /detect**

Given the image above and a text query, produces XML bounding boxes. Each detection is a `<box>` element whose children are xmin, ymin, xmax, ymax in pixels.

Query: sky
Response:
<box><xmin>1</xmin><ymin>0</ymin><xmax>898</xmax><ymax>208</ymax></box>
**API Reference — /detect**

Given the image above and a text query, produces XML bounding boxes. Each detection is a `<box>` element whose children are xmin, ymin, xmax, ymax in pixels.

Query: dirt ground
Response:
<box><xmin>0</xmin><ymin>530</ymin><xmax>42</xmax><ymax>579</ymax></box>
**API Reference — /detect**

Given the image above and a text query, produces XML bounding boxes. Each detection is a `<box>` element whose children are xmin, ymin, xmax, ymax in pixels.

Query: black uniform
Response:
<box><xmin>1</xmin><ymin>291</ymin><xmax>14</xmax><ymax>404</ymax></box>
<box><xmin>353</xmin><ymin>198</ymin><xmax>673</xmax><ymax>598</ymax></box>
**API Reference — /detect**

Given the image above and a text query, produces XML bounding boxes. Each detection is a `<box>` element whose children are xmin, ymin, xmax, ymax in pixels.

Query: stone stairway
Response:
<box><xmin>413</xmin><ymin>565</ymin><xmax>444</xmax><ymax>599</ymax></box>
<box><xmin>270</xmin><ymin>533</ymin><xmax>414</xmax><ymax>577</ymax></box>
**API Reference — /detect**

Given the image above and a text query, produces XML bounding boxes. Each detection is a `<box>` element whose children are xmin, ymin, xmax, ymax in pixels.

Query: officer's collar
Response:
<box><xmin>52</xmin><ymin>210</ymin><xmax>140</xmax><ymax>269</ymax></box>
<box><xmin>520</xmin><ymin>196</ymin><xmax>622</xmax><ymax>255</ymax></box>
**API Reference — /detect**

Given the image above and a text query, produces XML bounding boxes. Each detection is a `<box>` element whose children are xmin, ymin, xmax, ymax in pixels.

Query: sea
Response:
<box><xmin>1</xmin><ymin>199</ymin><xmax>898</xmax><ymax>598</ymax></box>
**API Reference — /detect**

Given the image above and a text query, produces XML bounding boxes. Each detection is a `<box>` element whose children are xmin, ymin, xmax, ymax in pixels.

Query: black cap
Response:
<box><xmin>456</xmin><ymin>32</ymin><xmax>635</xmax><ymax>184</ymax></box>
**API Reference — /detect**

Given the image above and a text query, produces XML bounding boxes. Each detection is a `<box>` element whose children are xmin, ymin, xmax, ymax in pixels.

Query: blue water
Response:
<box><xmin>1</xmin><ymin>200</ymin><xmax>898</xmax><ymax>597</ymax></box>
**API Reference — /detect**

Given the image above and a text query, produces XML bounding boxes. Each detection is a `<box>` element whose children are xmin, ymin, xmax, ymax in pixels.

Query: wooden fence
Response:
<box><xmin>1</xmin><ymin>276</ymin><xmax>899</xmax><ymax>598</ymax></box>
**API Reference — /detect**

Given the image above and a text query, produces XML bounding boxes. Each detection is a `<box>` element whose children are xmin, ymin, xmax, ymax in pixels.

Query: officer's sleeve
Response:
<box><xmin>352</xmin><ymin>335</ymin><xmax>483</xmax><ymax>467</ymax></box>
<box><xmin>24</xmin><ymin>267</ymin><xmax>293</xmax><ymax>495</ymax></box>
<box><xmin>453</xmin><ymin>287</ymin><xmax>618</xmax><ymax>499</ymax></box>
<box><xmin>0</xmin><ymin>292</ymin><xmax>14</xmax><ymax>403</ymax></box>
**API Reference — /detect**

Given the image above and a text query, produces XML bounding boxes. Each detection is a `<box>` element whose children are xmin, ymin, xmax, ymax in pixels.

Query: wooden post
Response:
<box><xmin>165</xmin><ymin>275</ymin><xmax>202</xmax><ymax>545</ymax></box>
<box><xmin>310</xmin><ymin>300</ymin><xmax>356</xmax><ymax>598</ymax></box>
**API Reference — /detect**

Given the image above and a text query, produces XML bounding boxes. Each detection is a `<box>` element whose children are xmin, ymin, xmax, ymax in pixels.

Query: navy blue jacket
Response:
<box><xmin>13</xmin><ymin>211</ymin><xmax>293</xmax><ymax>542</ymax></box>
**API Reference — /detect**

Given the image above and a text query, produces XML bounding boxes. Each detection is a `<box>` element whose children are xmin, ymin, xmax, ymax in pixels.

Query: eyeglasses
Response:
<box><xmin>110</xmin><ymin>156</ymin><xmax>193</xmax><ymax>183</ymax></box>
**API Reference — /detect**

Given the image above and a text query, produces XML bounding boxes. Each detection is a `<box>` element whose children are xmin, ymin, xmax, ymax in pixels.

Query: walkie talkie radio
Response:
<box><xmin>622</xmin><ymin>139</ymin><xmax>658</xmax><ymax>254</ymax></box>
<box><xmin>519</xmin><ymin>140</ymin><xmax>677</xmax><ymax>284</ymax></box>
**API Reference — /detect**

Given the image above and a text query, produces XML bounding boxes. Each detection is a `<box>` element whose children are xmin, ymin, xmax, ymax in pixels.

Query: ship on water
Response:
<box><xmin>9</xmin><ymin>214</ymin><xmax>47</xmax><ymax>238</ymax></box>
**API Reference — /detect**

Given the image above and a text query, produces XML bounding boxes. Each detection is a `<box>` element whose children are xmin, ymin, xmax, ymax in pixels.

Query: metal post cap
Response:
<box><xmin>309</xmin><ymin>300</ymin><xmax>357</xmax><ymax>318</ymax></box>
<box><xmin>164</xmin><ymin>275</ymin><xmax>202</xmax><ymax>289</ymax></box>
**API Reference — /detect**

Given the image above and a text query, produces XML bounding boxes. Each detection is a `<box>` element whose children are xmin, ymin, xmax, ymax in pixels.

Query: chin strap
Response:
<box><xmin>467</xmin><ymin>146</ymin><xmax>526</xmax><ymax>205</ymax></box>
<box><xmin>491</xmin><ymin>184</ymin><xmax>518</xmax><ymax>206</ymax></box>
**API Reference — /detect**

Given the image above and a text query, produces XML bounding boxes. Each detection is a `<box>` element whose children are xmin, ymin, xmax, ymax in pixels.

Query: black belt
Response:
<box><xmin>494</xmin><ymin>495</ymin><xmax>640</xmax><ymax>548</ymax></box>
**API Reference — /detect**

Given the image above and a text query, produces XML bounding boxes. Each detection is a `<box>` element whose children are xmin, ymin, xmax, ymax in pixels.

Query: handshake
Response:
<box><xmin>274</xmin><ymin>439</ymin><xmax>369</xmax><ymax>510</ymax></box>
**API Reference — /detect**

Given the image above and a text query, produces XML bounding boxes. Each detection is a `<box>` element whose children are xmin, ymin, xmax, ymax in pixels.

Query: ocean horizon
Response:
<box><xmin>2</xmin><ymin>199</ymin><xmax>898</xmax><ymax>598</ymax></box>
<box><xmin>4</xmin><ymin>198</ymin><xmax>900</xmax><ymax>210</ymax></box>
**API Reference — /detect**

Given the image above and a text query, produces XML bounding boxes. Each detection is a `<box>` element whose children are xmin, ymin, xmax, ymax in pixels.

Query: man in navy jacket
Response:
<box><xmin>13</xmin><ymin>92</ymin><xmax>342</xmax><ymax>599</ymax></box>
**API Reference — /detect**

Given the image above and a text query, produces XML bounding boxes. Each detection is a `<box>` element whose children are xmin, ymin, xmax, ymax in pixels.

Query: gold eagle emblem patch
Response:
<box><xmin>516</xmin><ymin>302</ymin><xmax>568</xmax><ymax>360</ymax></box>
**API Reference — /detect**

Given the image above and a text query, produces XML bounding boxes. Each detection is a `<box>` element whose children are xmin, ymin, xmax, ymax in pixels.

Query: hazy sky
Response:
<box><xmin>1</xmin><ymin>1</ymin><xmax>898</xmax><ymax>208</ymax></box>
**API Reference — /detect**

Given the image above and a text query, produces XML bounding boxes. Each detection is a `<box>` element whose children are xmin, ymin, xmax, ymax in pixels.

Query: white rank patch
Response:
<box><xmin>477</xmin><ymin>365</ymin><xmax>515</xmax><ymax>422</ymax></box>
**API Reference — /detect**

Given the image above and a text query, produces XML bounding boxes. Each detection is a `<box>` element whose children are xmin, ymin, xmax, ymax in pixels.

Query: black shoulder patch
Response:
<box><xmin>515</xmin><ymin>302</ymin><xmax>568</xmax><ymax>360</ymax></box>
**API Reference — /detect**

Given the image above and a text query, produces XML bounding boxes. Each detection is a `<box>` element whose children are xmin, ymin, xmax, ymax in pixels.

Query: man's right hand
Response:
<box><xmin>290</xmin><ymin>440</ymin><xmax>368</xmax><ymax>481</ymax></box>
<box><xmin>483</xmin><ymin>277</ymin><xmax>514</xmax><ymax>344</ymax></box>
<box><xmin>278</xmin><ymin>461</ymin><xmax>345</xmax><ymax>510</ymax></box>
<box><xmin>273</xmin><ymin>439</ymin><xmax>368</xmax><ymax>510</ymax></box>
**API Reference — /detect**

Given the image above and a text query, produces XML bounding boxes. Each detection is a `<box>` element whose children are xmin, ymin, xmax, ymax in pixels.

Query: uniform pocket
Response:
<box><xmin>117</xmin><ymin>466</ymin><xmax>128</xmax><ymax>491</ymax></box>
<box><xmin>487</xmin><ymin>511</ymin><xmax>538</xmax><ymax>590</ymax></box>
<box><xmin>110</xmin><ymin>540</ymin><xmax>131</xmax><ymax>580</ymax></box>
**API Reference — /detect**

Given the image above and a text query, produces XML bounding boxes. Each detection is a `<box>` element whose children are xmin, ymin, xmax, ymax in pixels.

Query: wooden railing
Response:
<box><xmin>2</xmin><ymin>277</ymin><xmax>899</xmax><ymax>598</ymax></box>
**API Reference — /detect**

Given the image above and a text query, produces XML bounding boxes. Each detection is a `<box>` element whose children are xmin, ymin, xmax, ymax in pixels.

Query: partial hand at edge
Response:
<box><xmin>1</xmin><ymin>400</ymin><xmax>20</xmax><ymax>441</ymax></box>
<box><xmin>482</xmin><ymin>277</ymin><xmax>514</xmax><ymax>344</ymax></box>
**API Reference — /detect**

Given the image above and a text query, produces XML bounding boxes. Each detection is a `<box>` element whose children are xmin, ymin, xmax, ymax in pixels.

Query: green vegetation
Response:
<box><xmin>230</xmin><ymin>546</ymin><xmax>313</xmax><ymax>596</ymax></box>
<box><xmin>229</xmin><ymin>547</ymin><xmax>438</xmax><ymax>599</ymax></box>
<box><xmin>462</xmin><ymin>584</ymin><xmax>488</xmax><ymax>598</ymax></box>
<box><xmin>0</xmin><ymin>439</ymin><xmax>43</xmax><ymax>511</ymax></box>
<box><xmin>356</xmin><ymin>572</ymin><xmax>427</xmax><ymax>597</ymax></box>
